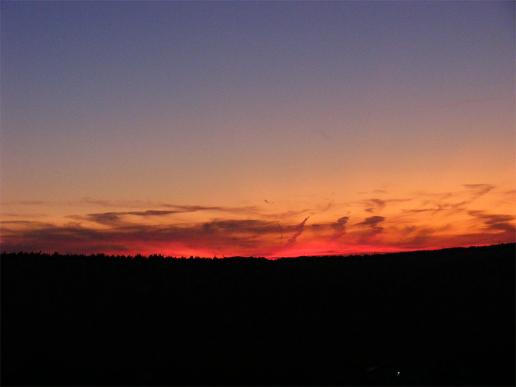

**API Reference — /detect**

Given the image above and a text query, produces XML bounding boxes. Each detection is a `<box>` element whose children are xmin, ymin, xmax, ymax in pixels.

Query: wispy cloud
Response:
<box><xmin>79</xmin><ymin>210</ymin><xmax>191</xmax><ymax>227</ymax></box>
<box><xmin>468</xmin><ymin>211</ymin><xmax>515</xmax><ymax>234</ymax></box>
<box><xmin>361</xmin><ymin>198</ymin><xmax>409</xmax><ymax>213</ymax></box>
<box><xmin>284</xmin><ymin>217</ymin><xmax>310</xmax><ymax>248</ymax></box>
<box><xmin>463</xmin><ymin>184</ymin><xmax>495</xmax><ymax>199</ymax></box>
<box><xmin>356</xmin><ymin>216</ymin><xmax>385</xmax><ymax>230</ymax></box>
<box><xmin>404</xmin><ymin>183</ymin><xmax>497</xmax><ymax>215</ymax></box>
<box><xmin>331</xmin><ymin>216</ymin><xmax>349</xmax><ymax>240</ymax></box>
<box><xmin>1</xmin><ymin>184</ymin><xmax>514</xmax><ymax>257</ymax></box>
<box><xmin>363</xmin><ymin>199</ymin><xmax>386</xmax><ymax>213</ymax></box>
<box><xmin>1</xmin><ymin>198</ymin><xmax>259</xmax><ymax>214</ymax></box>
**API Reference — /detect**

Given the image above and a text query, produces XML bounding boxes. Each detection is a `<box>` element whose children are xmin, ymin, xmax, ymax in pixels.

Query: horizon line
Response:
<box><xmin>2</xmin><ymin>242</ymin><xmax>514</xmax><ymax>261</ymax></box>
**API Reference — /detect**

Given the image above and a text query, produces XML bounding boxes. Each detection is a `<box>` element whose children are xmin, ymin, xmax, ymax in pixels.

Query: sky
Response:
<box><xmin>1</xmin><ymin>1</ymin><xmax>514</xmax><ymax>257</ymax></box>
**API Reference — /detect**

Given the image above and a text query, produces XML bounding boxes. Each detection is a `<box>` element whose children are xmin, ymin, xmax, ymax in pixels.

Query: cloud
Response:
<box><xmin>1</xmin><ymin>220</ymin><xmax>50</xmax><ymax>227</ymax></box>
<box><xmin>404</xmin><ymin>184</ymin><xmax>497</xmax><ymax>215</ymax></box>
<box><xmin>355</xmin><ymin>216</ymin><xmax>385</xmax><ymax>236</ymax></box>
<box><xmin>1</xmin><ymin>198</ymin><xmax>259</xmax><ymax>214</ymax></box>
<box><xmin>262</xmin><ymin>209</ymin><xmax>311</xmax><ymax>219</ymax></box>
<box><xmin>83</xmin><ymin>212</ymin><xmax>127</xmax><ymax>226</ymax></box>
<box><xmin>403</xmin><ymin>202</ymin><xmax>464</xmax><ymax>214</ymax></box>
<box><xmin>160</xmin><ymin>204</ymin><xmax>259</xmax><ymax>215</ymax></box>
<box><xmin>364</xmin><ymin>199</ymin><xmax>386</xmax><ymax>213</ymax></box>
<box><xmin>79</xmin><ymin>198</ymin><xmax>143</xmax><ymax>208</ymax></box>
<box><xmin>284</xmin><ymin>217</ymin><xmax>310</xmax><ymax>248</ymax></box>
<box><xmin>358</xmin><ymin>189</ymin><xmax>387</xmax><ymax>195</ymax></box>
<box><xmin>70</xmin><ymin>204</ymin><xmax>262</xmax><ymax>227</ymax></box>
<box><xmin>361</xmin><ymin>198</ymin><xmax>409</xmax><ymax>213</ymax></box>
<box><xmin>86</xmin><ymin>209</ymin><xmax>182</xmax><ymax>224</ymax></box>
<box><xmin>393</xmin><ymin>211</ymin><xmax>515</xmax><ymax>249</ymax></box>
<box><xmin>127</xmin><ymin>210</ymin><xmax>181</xmax><ymax>216</ymax></box>
<box><xmin>201</xmin><ymin>219</ymin><xmax>282</xmax><ymax>235</ymax></box>
<box><xmin>468</xmin><ymin>211</ymin><xmax>516</xmax><ymax>234</ymax></box>
<box><xmin>331</xmin><ymin>216</ymin><xmax>349</xmax><ymax>240</ymax></box>
<box><xmin>2</xmin><ymin>184</ymin><xmax>514</xmax><ymax>257</ymax></box>
<box><xmin>0</xmin><ymin>217</ymin><xmax>302</xmax><ymax>257</ymax></box>
<box><xmin>463</xmin><ymin>184</ymin><xmax>495</xmax><ymax>199</ymax></box>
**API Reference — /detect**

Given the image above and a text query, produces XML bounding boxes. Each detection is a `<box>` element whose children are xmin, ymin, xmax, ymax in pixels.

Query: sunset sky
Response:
<box><xmin>1</xmin><ymin>1</ymin><xmax>514</xmax><ymax>257</ymax></box>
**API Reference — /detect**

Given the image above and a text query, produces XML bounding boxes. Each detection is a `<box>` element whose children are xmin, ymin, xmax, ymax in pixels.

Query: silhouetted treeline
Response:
<box><xmin>2</xmin><ymin>244</ymin><xmax>515</xmax><ymax>385</ymax></box>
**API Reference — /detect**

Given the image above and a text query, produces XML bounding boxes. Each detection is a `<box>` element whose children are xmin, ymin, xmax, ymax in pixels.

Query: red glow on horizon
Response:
<box><xmin>85</xmin><ymin>241</ymin><xmax>510</xmax><ymax>260</ymax></box>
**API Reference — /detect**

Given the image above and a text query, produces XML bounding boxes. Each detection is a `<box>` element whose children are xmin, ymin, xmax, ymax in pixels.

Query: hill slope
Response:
<box><xmin>2</xmin><ymin>244</ymin><xmax>515</xmax><ymax>385</ymax></box>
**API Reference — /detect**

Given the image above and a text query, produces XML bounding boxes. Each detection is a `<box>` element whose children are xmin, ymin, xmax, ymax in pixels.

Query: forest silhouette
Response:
<box><xmin>2</xmin><ymin>243</ymin><xmax>514</xmax><ymax>385</ymax></box>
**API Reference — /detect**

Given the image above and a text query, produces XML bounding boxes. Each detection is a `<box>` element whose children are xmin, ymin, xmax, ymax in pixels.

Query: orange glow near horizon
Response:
<box><xmin>1</xmin><ymin>183</ymin><xmax>514</xmax><ymax>257</ymax></box>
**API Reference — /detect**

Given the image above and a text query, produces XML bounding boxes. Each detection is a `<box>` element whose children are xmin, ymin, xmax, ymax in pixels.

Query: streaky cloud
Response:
<box><xmin>331</xmin><ymin>216</ymin><xmax>349</xmax><ymax>240</ymax></box>
<box><xmin>284</xmin><ymin>217</ymin><xmax>310</xmax><ymax>248</ymax></box>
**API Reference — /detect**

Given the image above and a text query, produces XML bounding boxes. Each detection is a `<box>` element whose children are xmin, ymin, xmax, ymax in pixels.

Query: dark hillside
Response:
<box><xmin>2</xmin><ymin>244</ymin><xmax>514</xmax><ymax>385</ymax></box>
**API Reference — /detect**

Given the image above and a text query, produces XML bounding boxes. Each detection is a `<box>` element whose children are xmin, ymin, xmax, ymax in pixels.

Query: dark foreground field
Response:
<box><xmin>2</xmin><ymin>244</ymin><xmax>515</xmax><ymax>386</ymax></box>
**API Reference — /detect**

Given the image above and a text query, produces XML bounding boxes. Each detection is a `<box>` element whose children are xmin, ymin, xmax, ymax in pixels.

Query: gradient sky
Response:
<box><xmin>1</xmin><ymin>1</ymin><xmax>514</xmax><ymax>257</ymax></box>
